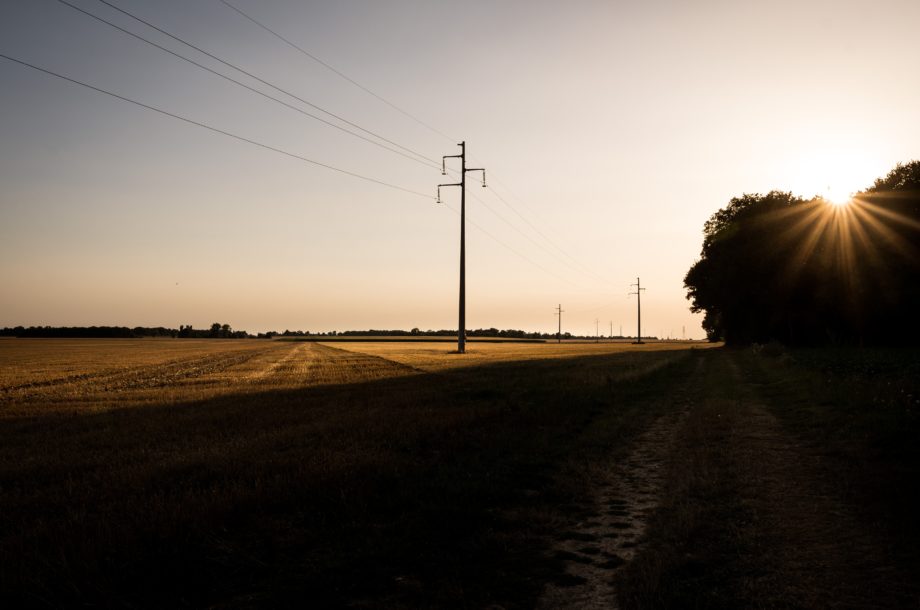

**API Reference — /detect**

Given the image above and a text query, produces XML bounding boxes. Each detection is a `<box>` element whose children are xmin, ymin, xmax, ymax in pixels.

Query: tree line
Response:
<box><xmin>0</xmin><ymin>325</ymin><xmax>655</xmax><ymax>341</ymax></box>
<box><xmin>0</xmin><ymin>324</ymin><xmax>249</xmax><ymax>339</ymax></box>
<box><xmin>685</xmin><ymin>160</ymin><xmax>920</xmax><ymax>345</ymax></box>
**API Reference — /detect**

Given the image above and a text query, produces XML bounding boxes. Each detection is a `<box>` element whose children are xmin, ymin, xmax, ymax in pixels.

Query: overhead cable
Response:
<box><xmin>0</xmin><ymin>52</ymin><xmax>433</xmax><ymax>200</ymax></box>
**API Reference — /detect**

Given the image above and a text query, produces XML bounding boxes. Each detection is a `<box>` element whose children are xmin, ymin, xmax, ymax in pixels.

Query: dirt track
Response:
<box><xmin>540</xmin><ymin>350</ymin><xmax>918</xmax><ymax>608</ymax></box>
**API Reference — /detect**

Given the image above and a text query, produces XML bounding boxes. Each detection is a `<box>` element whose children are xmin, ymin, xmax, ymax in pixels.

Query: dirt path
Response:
<box><xmin>540</xmin><ymin>350</ymin><xmax>918</xmax><ymax>608</ymax></box>
<box><xmin>538</xmin><ymin>360</ymin><xmax>700</xmax><ymax>609</ymax></box>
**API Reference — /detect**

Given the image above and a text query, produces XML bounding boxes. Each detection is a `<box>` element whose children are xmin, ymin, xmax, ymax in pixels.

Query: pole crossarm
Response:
<box><xmin>466</xmin><ymin>168</ymin><xmax>487</xmax><ymax>187</ymax></box>
<box><xmin>436</xmin><ymin>182</ymin><xmax>461</xmax><ymax>203</ymax></box>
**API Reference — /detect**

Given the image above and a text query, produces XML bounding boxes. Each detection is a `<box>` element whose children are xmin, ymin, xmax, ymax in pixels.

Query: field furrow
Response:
<box><xmin>306</xmin><ymin>343</ymin><xmax>420</xmax><ymax>386</ymax></box>
<box><xmin>1</xmin><ymin>348</ymin><xmax>274</xmax><ymax>403</ymax></box>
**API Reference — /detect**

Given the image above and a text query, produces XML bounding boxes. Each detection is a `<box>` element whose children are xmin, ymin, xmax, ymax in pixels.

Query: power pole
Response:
<box><xmin>595</xmin><ymin>318</ymin><xmax>599</xmax><ymax>343</ymax></box>
<box><xmin>629</xmin><ymin>277</ymin><xmax>646</xmax><ymax>344</ymax></box>
<box><xmin>555</xmin><ymin>304</ymin><xmax>564</xmax><ymax>343</ymax></box>
<box><xmin>609</xmin><ymin>321</ymin><xmax>612</xmax><ymax>339</ymax></box>
<box><xmin>438</xmin><ymin>141</ymin><xmax>485</xmax><ymax>354</ymax></box>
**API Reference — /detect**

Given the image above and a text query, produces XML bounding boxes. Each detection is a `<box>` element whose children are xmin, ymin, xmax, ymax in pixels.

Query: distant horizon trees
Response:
<box><xmin>0</xmin><ymin>326</ymin><xmax>178</xmax><ymax>339</ymax></box>
<box><xmin>685</xmin><ymin>160</ymin><xmax>920</xmax><ymax>345</ymax></box>
<box><xmin>0</xmin><ymin>325</ymin><xmax>658</xmax><ymax>341</ymax></box>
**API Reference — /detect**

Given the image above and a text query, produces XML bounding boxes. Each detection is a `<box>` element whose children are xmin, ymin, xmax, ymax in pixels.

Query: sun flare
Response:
<box><xmin>783</xmin><ymin>149</ymin><xmax>885</xmax><ymax>208</ymax></box>
<box><xmin>825</xmin><ymin>187</ymin><xmax>853</xmax><ymax>207</ymax></box>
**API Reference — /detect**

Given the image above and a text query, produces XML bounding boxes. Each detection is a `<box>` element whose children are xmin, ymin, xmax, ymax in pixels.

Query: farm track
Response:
<box><xmin>538</xmin><ymin>359</ymin><xmax>700</xmax><ymax>609</ymax></box>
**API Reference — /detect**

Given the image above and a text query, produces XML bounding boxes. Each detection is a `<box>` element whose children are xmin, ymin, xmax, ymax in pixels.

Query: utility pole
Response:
<box><xmin>629</xmin><ymin>277</ymin><xmax>646</xmax><ymax>344</ymax></box>
<box><xmin>595</xmin><ymin>318</ymin><xmax>599</xmax><ymax>343</ymax></box>
<box><xmin>438</xmin><ymin>141</ymin><xmax>485</xmax><ymax>354</ymax></box>
<box><xmin>555</xmin><ymin>304</ymin><xmax>564</xmax><ymax>343</ymax></box>
<box><xmin>609</xmin><ymin>321</ymin><xmax>612</xmax><ymax>339</ymax></box>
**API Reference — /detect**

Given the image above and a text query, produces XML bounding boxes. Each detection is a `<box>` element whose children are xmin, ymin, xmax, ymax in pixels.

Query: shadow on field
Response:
<box><xmin>0</xmin><ymin>347</ymin><xmax>699</xmax><ymax>608</ymax></box>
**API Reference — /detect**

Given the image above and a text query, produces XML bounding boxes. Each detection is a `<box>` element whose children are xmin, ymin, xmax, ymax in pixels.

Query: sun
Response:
<box><xmin>824</xmin><ymin>185</ymin><xmax>853</xmax><ymax>207</ymax></box>
<box><xmin>782</xmin><ymin>149</ymin><xmax>884</xmax><ymax>208</ymax></box>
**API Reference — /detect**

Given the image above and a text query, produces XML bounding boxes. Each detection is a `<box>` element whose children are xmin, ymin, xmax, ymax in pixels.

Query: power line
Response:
<box><xmin>72</xmin><ymin>0</ymin><xmax>618</xmax><ymax>296</ymax></box>
<box><xmin>440</xmin><ymin>165</ymin><xmax>610</xmax><ymax>287</ymax></box>
<box><xmin>482</xmin><ymin>175</ymin><xmax>612</xmax><ymax>283</ymax></box>
<box><xmin>214</xmin><ymin>0</ymin><xmax>616</xmax><ymax>286</ymax></box>
<box><xmin>218</xmin><ymin>0</ymin><xmax>457</xmax><ymax>145</ymax></box>
<box><xmin>445</xmin><ymin>156</ymin><xmax>613</xmax><ymax>285</ymax></box>
<box><xmin>0</xmin><ymin>52</ymin><xmax>433</xmax><ymax>200</ymax></box>
<box><xmin>440</xmin><ymin>203</ymin><xmax>583</xmax><ymax>290</ymax></box>
<box><xmin>54</xmin><ymin>0</ymin><xmax>441</xmax><ymax>171</ymax></box>
<box><xmin>93</xmin><ymin>0</ymin><xmax>442</xmax><ymax>167</ymax></box>
<box><xmin>211</xmin><ymin>0</ymin><xmax>615</xmax><ymax>290</ymax></box>
<box><xmin>479</xmin><ymin>187</ymin><xmax>613</xmax><ymax>284</ymax></box>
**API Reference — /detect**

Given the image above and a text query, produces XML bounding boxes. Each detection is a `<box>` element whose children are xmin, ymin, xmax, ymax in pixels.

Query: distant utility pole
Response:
<box><xmin>609</xmin><ymin>321</ymin><xmax>613</xmax><ymax>339</ymax></box>
<box><xmin>555</xmin><ymin>304</ymin><xmax>564</xmax><ymax>343</ymax></box>
<box><xmin>595</xmin><ymin>318</ymin><xmax>600</xmax><ymax>343</ymax></box>
<box><xmin>438</xmin><ymin>141</ymin><xmax>486</xmax><ymax>354</ymax></box>
<box><xmin>629</xmin><ymin>277</ymin><xmax>646</xmax><ymax>344</ymax></box>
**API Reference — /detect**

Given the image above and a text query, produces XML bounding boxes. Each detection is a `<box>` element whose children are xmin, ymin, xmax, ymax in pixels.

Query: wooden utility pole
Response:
<box><xmin>438</xmin><ymin>142</ymin><xmax>485</xmax><ymax>354</ymax></box>
<box><xmin>629</xmin><ymin>277</ymin><xmax>646</xmax><ymax>344</ymax></box>
<box><xmin>555</xmin><ymin>304</ymin><xmax>564</xmax><ymax>343</ymax></box>
<box><xmin>595</xmin><ymin>318</ymin><xmax>599</xmax><ymax>343</ymax></box>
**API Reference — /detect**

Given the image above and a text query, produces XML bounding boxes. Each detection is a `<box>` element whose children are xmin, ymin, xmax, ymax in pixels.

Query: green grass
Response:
<box><xmin>616</xmin><ymin>347</ymin><xmax>920</xmax><ymax>608</ymax></box>
<box><xmin>743</xmin><ymin>347</ymin><xmax>920</xmax><ymax>571</ymax></box>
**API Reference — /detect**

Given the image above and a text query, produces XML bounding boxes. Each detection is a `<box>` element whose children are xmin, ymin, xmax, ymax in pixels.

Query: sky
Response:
<box><xmin>2</xmin><ymin>0</ymin><xmax>919</xmax><ymax>338</ymax></box>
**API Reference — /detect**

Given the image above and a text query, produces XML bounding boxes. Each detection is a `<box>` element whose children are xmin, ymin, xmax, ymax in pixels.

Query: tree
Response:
<box><xmin>685</xmin><ymin>161</ymin><xmax>920</xmax><ymax>345</ymax></box>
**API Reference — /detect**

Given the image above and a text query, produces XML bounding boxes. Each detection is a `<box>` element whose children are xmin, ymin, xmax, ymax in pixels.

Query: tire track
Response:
<box><xmin>538</xmin><ymin>359</ymin><xmax>702</xmax><ymax>609</ymax></box>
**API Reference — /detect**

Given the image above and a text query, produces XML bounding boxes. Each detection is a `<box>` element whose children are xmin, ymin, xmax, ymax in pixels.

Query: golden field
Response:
<box><xmin>0</xmin><ymin>337</ymin><xmax>710</xmax><ymax>415</ymax></box>
<box><xmin>3</xmin><ymin>338</ymin><xmax>913</xmax><ymax>608</ymax></box>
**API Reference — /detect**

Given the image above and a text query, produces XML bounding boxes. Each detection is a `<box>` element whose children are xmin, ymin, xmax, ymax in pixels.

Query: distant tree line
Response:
<box><xmin>0</xmin><ymin>326</ymin><xmax>178</xmax><ymax>338</ymax></box>
<box><xmin>1</xmin><ymin>325</ymin><xmax>655</xmax><ymax>341</ymax></box>
<box><xmin>685</xmin><ymin>160</ymin><xmax>920</xmax><ymax>345</ymax></box>
<box><xmin>177</xmin><ymin>323</ymin><xmax>249</xmax><ymax>339</ymax></box>
<box><xmin>0</xmin><ymin>323</ymin><xmax>249</xmax><ymax>339</ymax></box>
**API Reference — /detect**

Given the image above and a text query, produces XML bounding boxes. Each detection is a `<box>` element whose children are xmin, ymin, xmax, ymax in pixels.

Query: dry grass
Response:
<box><xmin>0</xmin><ymin>339</ymin><xmax>425</xmax><ymax>417</ymax></box>
<box><xmin>0</xmin><ymin>337</ymin><xmax>703</xmax><ymax>607</ymax></box>
<box><xmin>0</xmin><ymin>339</ymin><xmax>715</xmax><ymax>417</ymax></box>
<box><xmin>331</xmin><ymin>340</ymin><xmax>716</xmax><ymax>373</ymax></box>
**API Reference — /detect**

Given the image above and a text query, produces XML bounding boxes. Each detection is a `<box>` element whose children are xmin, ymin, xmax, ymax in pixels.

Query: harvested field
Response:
<box><xmin>331</xmin><ymin>339</ymin><xmax>707</xmax><ymax>373</ymax></box>
<box><xmin>0</xmin><ymin>339</ymin><xmax>426</xmax><ymax>416</ymax></box>
<box><xmin>1</xmin><ymin>339</ymin><xmax>918</xmax><ymax>608</ymax></box>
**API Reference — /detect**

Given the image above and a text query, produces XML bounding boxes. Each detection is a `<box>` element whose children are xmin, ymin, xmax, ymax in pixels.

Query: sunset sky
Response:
<box><xmin>2</xmin><ymin>0</ymin><xmax>918</xmax><ymax>337</ymax></box>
